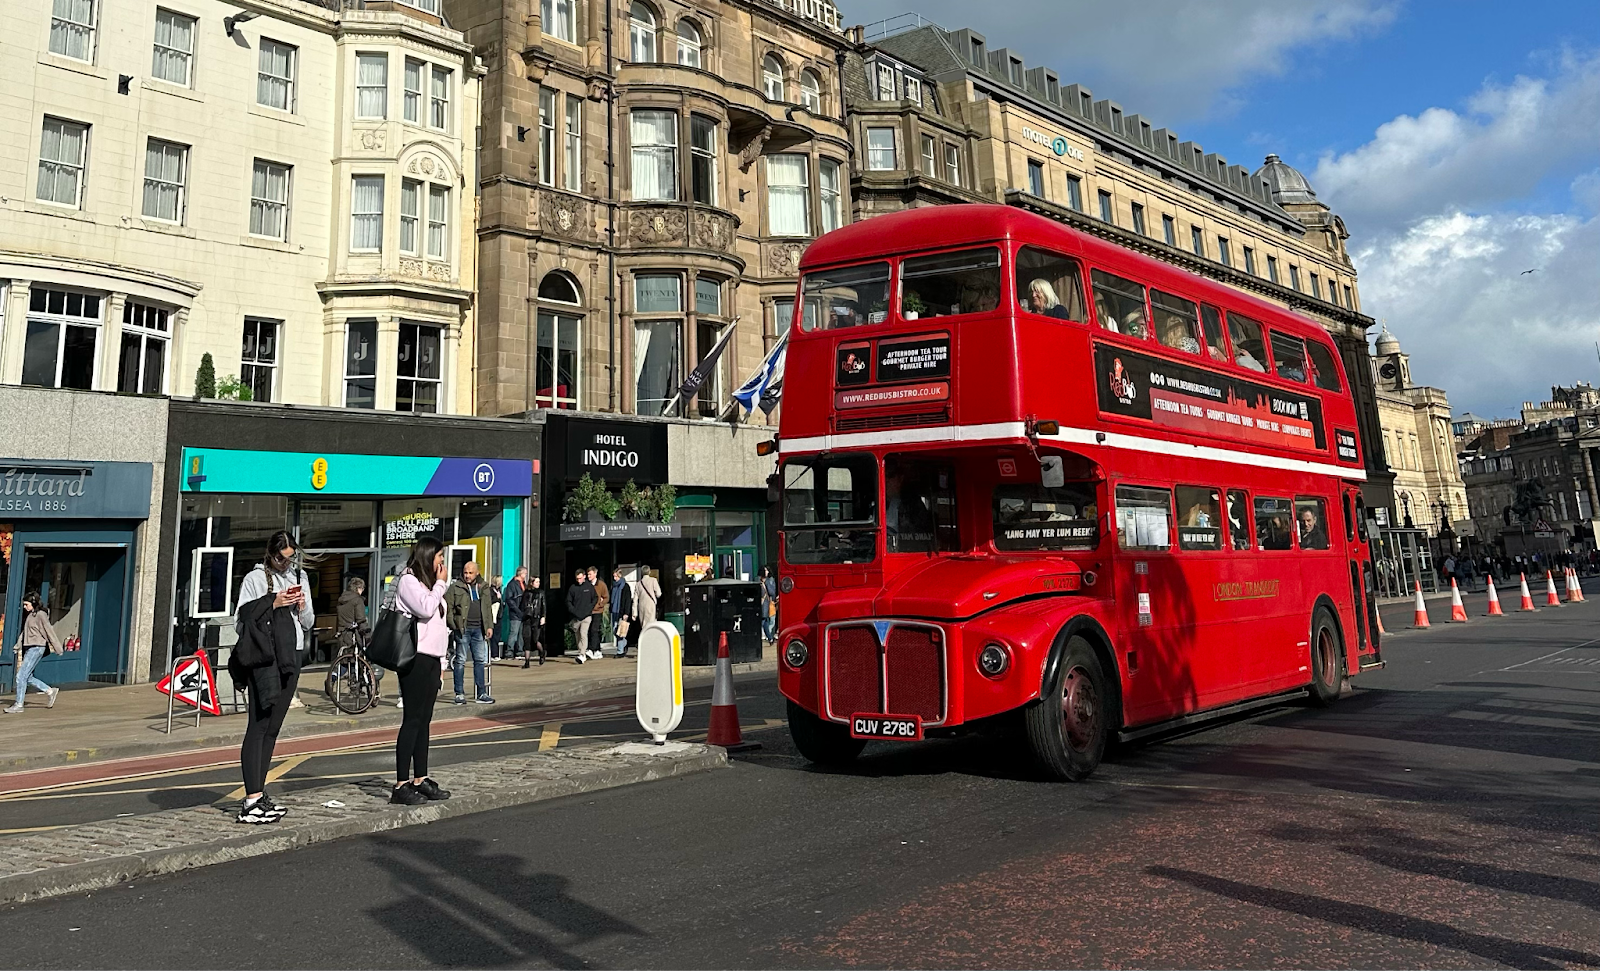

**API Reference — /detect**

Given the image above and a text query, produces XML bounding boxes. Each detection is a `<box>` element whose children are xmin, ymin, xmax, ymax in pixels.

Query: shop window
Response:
<box><xmin>1175</xmin><ymin>486</ymin><xmax>1222</xmax><ymax>550</ymax></box>
<box><xmin>628</xmin><ymin>2</ymin><xmax>657</xmax><ymax>62</ymax></box>
<box><xmin>152</xmin><ymin>8</ymin><xmax>195</xmax><ymax>86</ymax></box>
<box><xmin>801</xmin><ymin>261</ymin><xmax>890</xmax><ymax>329</ymax></box>
<box><xmin>175</xmin><ymin>495</ymin><xmax>291</xmax><ymax>636</ymax></box>
<box><xmin>1226</xmin><ymin>489</ymin><xmax>1251</xmax><ymax>550</ymax></box>
<box><xmin>543</xmin><ymin>0</ymin><xmax>576</xmax><ymax>44</ymax></box>
<box><xmin>1116</xmin><ymin>485</ymin><xmax>1172</xmax><ymax>551</ymax></box>
<box><xmin>1090</xmin><ymin>269</ymin><xmax>1149</xmax><ymax>339</ymax></box>
<box><xmin>1015</xmin><ymin>246</ymin><xmax>1087</xmax><ymax>322</ymax></box>
<box><xmin>1305</xmin><ymin>339</ymin><xmax>1343</xmax><ymax>392</ymax></box>
<box><xmin>675</xmin><ymin>19</ymin><xmax>701</xmax><ymax>66</ymax></box>
<box><xmin>819</xmin><ymin>158</ymin><xmax>842</xmax><ymax>233</ymax></box>
<box><xmin>1151</xmin><ymin>290</ymin><xmax>1201</xmax><ymax>355</ymax></box>
<box><xmin>630</xmin><ymin>110</ymin><xmax>677</xmax><ymax>201</ymax></box>
<box><xmin>634</xmin><ymin>320</ymin><xmax>679</xmax><ymax>416</ymax></box>
<box><xmin>23</xmin><ymin>287</ymin><xmax>100</xmax><ymax>390</ymax></box>
<box><xmin>118</xmin><ymin>300</ymin><xmax>170</xmax><ymax>395</ymax></box>
<box><xmin>343</xmin><ymin>318</ymin><xmax>377</xmax><ymax>408</ymax></box>
<box><xmin>1295</xmin><ymin>496</ymin><xmax>1331</xmax><ymax>550</ymax></box>
<box><xmin>1227</xmin><ymin>311</ymin><xmax>1268</xmax><ymax>372</ymax></box>
<box><xmin>300</xmin><ymin>500</ymin><xmax>376</xmax><ymax>550</ymax></box>
<box><xmin>1199</xmin><ymin>305</ymin><xmax>1228</xmax><ymax>363</ymax></box>
<box><xmin>1254</xmin><ymin>496</ymin><xmax>1294</xmax><ymax>550</ymax></box>
<box><xmin>356</xmin><ymin>53</ymin><xmax>387</xmax><ymax>119</ymax></box>
<box><xmin>767</xmin><ymin>154</ymin><xmax>809</xmax><ymax>236</ymax></box>
<box><xmin>993</xmin><ymin>483</ymin><xmax>1098</xmax><ymax>551</ymax></box>
<box><xmin>690</xmin><ymin>115</ymin><xmax>717</xmax><ymax>205</ymax></box>
<box><xmin>782</xmin><ymin>455</ymin><xmax>877</xmax><ymax>564</ymax></box>
<box><xmin>241</xmin><ymin>317</ymin><xmax>278</xmax><ymax>403</ymax></box>
<box><xmin>396</xmin><ymin>321</ymin><xmax>442</xmax><ymax>413</ymax></box>
<box><xmin>884</xmin><ymin>455</ymin><xmax>959</xmax><ymax>553</ymax></box>
<box><xmin>900</xmin><ymin>246</ymin><xmax>1001</xmax><ymax>319</ymax></box>
<box><xmin>1269</xmin><ymin>330</ymin><xmax>1308</xmax><ymax>382</ymax></box>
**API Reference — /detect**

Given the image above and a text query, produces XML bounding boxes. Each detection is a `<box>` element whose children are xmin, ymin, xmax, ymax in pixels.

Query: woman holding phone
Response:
<box><xmin>233</xmin><ymin>530</ymin><xmax>315</xmax><ymax>824</ymax></box>
<box><xmin>391</xmin><ymin>536</ymin><xmax>452</xmax><ymax>805</ymax></box>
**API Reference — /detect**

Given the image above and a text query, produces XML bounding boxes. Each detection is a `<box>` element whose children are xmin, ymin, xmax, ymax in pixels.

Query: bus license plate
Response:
<box><xmin>850</xmin><ymin>713</ymin><xmax>923</xmax><ymax>741</ymax></box>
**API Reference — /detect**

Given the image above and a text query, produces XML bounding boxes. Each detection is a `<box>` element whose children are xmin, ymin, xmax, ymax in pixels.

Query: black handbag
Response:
<box><xmin>367</xmin><ymin>606</ymin><xmax>418</xmax><ymax>673</ymax></box>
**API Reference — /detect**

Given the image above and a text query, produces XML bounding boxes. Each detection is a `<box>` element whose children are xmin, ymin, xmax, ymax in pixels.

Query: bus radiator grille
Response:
<box><xmin>834</xmin><ymin>409</ymin><xmax>949</xmax><ymax>432</ymax></box>
<box><xmin>884</xmin><ymin>627</ymin><xmax>945</xmax><ymax>723</ymax></box>
<box><xmin>827</xmin><ymin>626</ymin><xmax>883</xmax><ymax>720</ymax></box>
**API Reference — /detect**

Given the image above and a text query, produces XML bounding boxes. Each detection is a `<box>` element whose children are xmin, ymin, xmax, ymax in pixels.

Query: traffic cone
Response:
<box><xmin>1546</xmin><ymin>571</ymin><xmax>1562</xmax><ymax>606</ymax></box>
<box><xmin>1519</xmin><ymin>573</ymin><xmax>1537</xmax><ymax>611</ymax></box>
<box><xmin>1572</xmin><ymin>568</ymin><xmax>1587</xmax><ymax>602</ymax></box>
<box><xmin>1412</xmin><ymin>582</ymin><xmax>1431</xmax><ymax>628</ymax></box>
<box><xmin>1449</xmin><ymin>578</ymin><xmax>1468</xmax><ymax>622</ymax></box>
<box><xmin>706</xmin><ymin>632</ymin><xmax>759</xmax><ymax>751</ymax></box>
<box><xmin>1485</xmin><ymin>576</ymin><xmax>1504</xmax><ymax>616</ymax></box>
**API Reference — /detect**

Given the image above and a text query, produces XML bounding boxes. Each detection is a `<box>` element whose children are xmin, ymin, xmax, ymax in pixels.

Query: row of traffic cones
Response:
<box><xmin>1411</xmin><ymin>570</ymin><xmax>1588</xmax><ymax>627</ymax></box>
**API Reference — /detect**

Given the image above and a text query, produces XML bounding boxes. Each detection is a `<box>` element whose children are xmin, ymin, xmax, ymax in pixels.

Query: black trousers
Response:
<box><xmin>241</xmin><ymin>673</ymin><xmax>299</xmax><ymax>795</ymax></box>
<box><xmin>396</xmin><ymin>659</ymin><xmax>441</xmax><ymax>781</ymax></box>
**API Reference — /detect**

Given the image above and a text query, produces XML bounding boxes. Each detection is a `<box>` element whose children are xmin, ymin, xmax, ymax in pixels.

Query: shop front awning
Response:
<box><xmin>560</xmin><ymin>521</ymin><xmax>682</xmax><ymax>541</ymax></box>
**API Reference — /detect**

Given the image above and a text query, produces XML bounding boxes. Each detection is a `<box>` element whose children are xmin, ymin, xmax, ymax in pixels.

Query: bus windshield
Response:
<box><xmin>782</xmin><ymin>455</ymin><xmax>879</xmax><ymax>564</ymax></box>
<box><xmin>800</xmin><ymin>262</ymin><xmax>891</xmax><ymax>330</ymax></box>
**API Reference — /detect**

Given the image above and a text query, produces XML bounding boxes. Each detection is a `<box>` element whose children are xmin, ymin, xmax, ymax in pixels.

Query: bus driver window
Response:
<box><xmin>899</xmin><ymin>247</ymin><xmax>1002</xmax><ymax>320</ymax></box>
<box><xmin>799</xmin><ymin>262</ymin><xmax>891</xmax><ymax>329</ymax></box>
<box><xmin>1014</xmin><ymin>247</ymin><xmax>1088</xmax><ymax>321</ymax></box>
<box><xmin>884</xmin><ymin>456</ymin><xmax>959</xmax><ymax>553</ymax></box>
<box><xmin>781</xmin><ymin>455</ymin><xmax>879</xmax><ymax>563</ymax></box>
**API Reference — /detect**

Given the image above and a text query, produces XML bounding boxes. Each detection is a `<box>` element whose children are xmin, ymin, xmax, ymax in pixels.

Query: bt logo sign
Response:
<box><xmin>473</xmin><ymin>463</ymin><xmax>495</xmax><ymax>492</ymax></box>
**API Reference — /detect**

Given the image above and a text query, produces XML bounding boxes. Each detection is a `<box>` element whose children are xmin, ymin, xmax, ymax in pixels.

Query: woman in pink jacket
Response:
<box><xmin>392</xmin><ymin>537</ymin><xmax>452</xmax><ymax>805</ymax></box>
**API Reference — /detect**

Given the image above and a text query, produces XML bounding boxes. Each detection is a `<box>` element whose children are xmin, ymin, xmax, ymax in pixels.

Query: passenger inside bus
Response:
<box><xmin>1226</xmin><ymin>489</ymin><xmax>1251</xmax><ymax>550</ymax></box>
<box><xmin>1152</xmin><ymin>291</ymin><xmax>1202</xmax><ymax>355</ymax></box>
<box><xmin>1014</xmin><ymin>247</ymin><xmax>1088</xmax><ymax>321</ymax></box>
<box><xmin>1296</xmin><ymin>497</ymin><xmax>1330</xmax><ymax>550</ymax></box>
<box><xmin>1228</xmin><ymin>313</ymin><xmax>1269</xmax><ymax>372</ymax></box>
<box><xmin>1091</xmin><ymin>270</ymin><xmax>1150</xmax><ymax>339</ymax></box>
<box><xmin>899</xmin><ymin>247</ymin><xmax>1002</xmax><ymax>320</ymax></box>
<box><xmin>1200</xmin><ymin>305</ymin><xmax>1230</xmax><ymax>362</ymax></box>
<box><xmin>1254</xmin><ymin>496</ymin><xmax>1294</xmax><ymax>550</ymax></box>
<box><xmin>1270</xmin><ymin>331</ymin><xmax>1309</xmax><ymax>383</ymax></box>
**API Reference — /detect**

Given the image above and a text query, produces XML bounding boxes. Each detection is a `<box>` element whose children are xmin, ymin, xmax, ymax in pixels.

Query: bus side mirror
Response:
<box><xmin>767</xmin><ymin>472</ymin><xmax>782</xmax><ymax>504</ymax></box>
<box><xmin>1039</xmin><ymin>455</ymin><xmax>1065</xmax><ymax>489</ymax></box>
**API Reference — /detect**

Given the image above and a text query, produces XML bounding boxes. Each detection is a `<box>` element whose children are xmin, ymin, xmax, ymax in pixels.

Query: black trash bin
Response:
<box><xmin>683</xmin><ymin>578</ymin><xmax>762</xmax><ymax>665</ymax></box>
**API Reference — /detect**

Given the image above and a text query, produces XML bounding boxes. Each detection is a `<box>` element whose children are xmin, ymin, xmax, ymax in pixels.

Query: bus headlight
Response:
<box><xmin>784</xmin><ymin>638</ymin><xmax>810</xmax><ymax>669</ymax></box>
<box><xmin>779</xmin><ymin>575</ymin><xmax>794</xmax><ymax>594</ymax></box>
<box><xmin>978</xmin><ymin>643</ymin><xmax>1010</xmax><ymax>678</ymax></box>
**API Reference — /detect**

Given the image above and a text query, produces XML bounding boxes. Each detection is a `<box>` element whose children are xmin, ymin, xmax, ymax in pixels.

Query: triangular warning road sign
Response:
<box><xmin>155</xmin><ymin>651</ymin><xmax>221</xmax><ymax>716</ymax></box>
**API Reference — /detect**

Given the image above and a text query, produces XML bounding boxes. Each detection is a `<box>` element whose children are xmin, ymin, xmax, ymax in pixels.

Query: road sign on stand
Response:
<box><xmin>155</xmin><ymin>651</ymin><xmax>222</xmax><ymax>716</ymax></box>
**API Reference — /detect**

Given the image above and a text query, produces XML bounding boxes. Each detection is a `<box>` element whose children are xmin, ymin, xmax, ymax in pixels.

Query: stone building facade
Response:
<box><xmin>1370</xmin><ymin>327</ymin><xmax>1467</xmax><ymax>536</ymax></box>
<box><xmin>851</xmin><ymin>20</ymin><xmax>1393</xmax><ymax>510</ymax></box>
<box><xmin>1</xmin><ymin>0</ymin><xmax>481</xmax><ymax>413</ymax></box>
<box><xmin>447</xmin><ymin>0</ymin><xmax>853</xmax><ymax>421</ymax></box>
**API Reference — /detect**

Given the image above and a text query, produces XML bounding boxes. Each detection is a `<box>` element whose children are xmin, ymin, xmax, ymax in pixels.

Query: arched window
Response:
<box><xmin>799</xmin><ymin>69</ymin><xmax>821</xmax><ymax>111</ymax></box>
<box><xmin>628</xmin><ymin>2</ymin><xmax>657</xmax><ymax>63</ymax></box>
<box><xmin>676</xmin><ymin>20</ymin><xmax>702</xmax><ymax>67</ymax></box>
<box><xmin>762</xmin><ymin>53</ymin><xmax>785</xmax><ymax>100</ymax></box>
<box><xmin>537</xmin><ymin>271</ymin><xmax>582</xmax><ymax>409</ymax></box>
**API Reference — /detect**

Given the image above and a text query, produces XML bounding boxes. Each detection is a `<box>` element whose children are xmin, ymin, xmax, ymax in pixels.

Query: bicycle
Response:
<box><xmin>325</xmin><ymin>622</ymin><xmax>378</xmax><ymax>714</ymax></box>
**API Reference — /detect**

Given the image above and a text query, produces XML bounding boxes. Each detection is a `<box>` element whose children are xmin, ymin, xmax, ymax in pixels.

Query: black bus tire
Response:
<box><xmin>1308</xmin><ymin>606</ymin><xmax>1344</xmax><ymax>708</ymax></box>
<box><xmin>1025</xmin><ymin>636</ymin><xmax>1108</xmax><ymax>781</ymax></box>
<box><xmin>788</xmin><ymin>700</ymin><xmax>866</xmax><ymax>765</ymax></box>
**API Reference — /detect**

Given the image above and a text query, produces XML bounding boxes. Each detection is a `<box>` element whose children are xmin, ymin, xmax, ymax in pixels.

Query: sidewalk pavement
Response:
<box><xmin>0</xmin><ymin>740</ymin><xmax>727</xmax><ymax>905</ymax></box>
<box><xmin>1</xmin><ymin>653</ymin><xmax>776</xmax><ymax>776</ymax></box>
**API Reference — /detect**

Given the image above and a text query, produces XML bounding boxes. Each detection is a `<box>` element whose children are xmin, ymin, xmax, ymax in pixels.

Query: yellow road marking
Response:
<box><xmin>0</xmin><ymin>824</ymin><xmax>66</xmax><ymax>835</ymax></box>
<box><xmin>538</xmin><ymin>723</ymin><xmax>563</xmax><ymax>751</ymax></box>
<box><xmin>225</xmin><ymin>753</ymin><xmax>313</xmax><ymax>802</ymax></box>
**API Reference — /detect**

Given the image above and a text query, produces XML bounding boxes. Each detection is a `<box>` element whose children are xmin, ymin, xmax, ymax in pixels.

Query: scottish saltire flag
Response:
<box><xmin>732</xmin><ymin>333</ymin><xmax>788</xmax><ymax>417</ymax></box>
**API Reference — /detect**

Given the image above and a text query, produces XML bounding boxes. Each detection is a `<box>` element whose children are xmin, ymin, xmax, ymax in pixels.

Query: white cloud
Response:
<box><xmin>849</xmin><ymin>0</ymin><xmax>1397</xmax><ymax>120</ymax></box>
<box><xmin>1316</xmin><ymin>53</ymin><xmax>1600</xmax><ymax>417</ymax></box>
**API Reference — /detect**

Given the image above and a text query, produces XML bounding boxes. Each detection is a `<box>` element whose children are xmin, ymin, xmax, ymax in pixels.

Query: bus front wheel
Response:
<box><xmin>1308</xmin><ymin>607</ymin><xmax>1344</xmax><ymax>708</ymax></box>
<box><xmin>787</xmin><ymin>700</ymin><xmax>866</xmax><ymax>766</ymax></box>
<box><xmin>1025</xmin><ymin>636</ymin><xmax>1108</xmax><ymax>781</ymax></box>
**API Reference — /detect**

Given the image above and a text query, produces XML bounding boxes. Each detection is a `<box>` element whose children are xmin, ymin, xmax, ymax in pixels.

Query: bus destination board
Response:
<box><xmin>1094</xmin><ymin>343</ymin><xmax>1326</xmax><ymax>453</ymax></box>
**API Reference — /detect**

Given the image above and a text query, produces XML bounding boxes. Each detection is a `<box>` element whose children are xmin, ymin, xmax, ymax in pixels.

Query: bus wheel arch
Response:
<box><xmin>1308</xmin><ymin>596</ymin><xmax>1345</xmax><ymax>708</ymax></box>
<box><xmin>1026</xmin><ymin>618</ymin><xmax>1120</xmax><ymax>781</ymax></box>
<box><xmin>1039</xmin><ymin>616</ymin><xmax>1123</xmax><ymax>734</ymax></box>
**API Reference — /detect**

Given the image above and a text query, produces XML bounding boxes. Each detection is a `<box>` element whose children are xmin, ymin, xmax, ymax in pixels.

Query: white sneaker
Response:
<box><xmin>45</xmin><ymin>686</ymin><xmax>59</xmax><ymax>709</ymax></box>
<box><xmin>396</xmin><ymin>697</ymin><xmax>404</xmax><ymax>709</ymax></box>
<box><xmin>574</xmin><ymin>652</ymin><xmax>586</xmax><ymax>664</ymax></box>
<box><xmin>3</xmin><ymin>704</ymin><xmax>22</xmax><ymax>714</ymax></box>
<box><xmin>288</xmin><ymin>695</ymin><xmax>305</xmax><ymax>709</ymax></box>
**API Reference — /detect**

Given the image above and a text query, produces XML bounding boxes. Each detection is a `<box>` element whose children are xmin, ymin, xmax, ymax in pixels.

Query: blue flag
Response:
<box><xmin>731</xmin><ymin>333</ymin><xmax>788</xmax><ymax>417</ymax></box>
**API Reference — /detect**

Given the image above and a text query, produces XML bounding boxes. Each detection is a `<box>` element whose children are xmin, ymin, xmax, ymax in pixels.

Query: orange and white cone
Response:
<box><xmin>1485</xmin><ymin>576</ymin><xmax>1504</xmax><ymax>616</ymax></box>
<box><xmin>1449</xmin><ymin>578</ymin><xmax>1468</xmax><ymax>622</ymax></box>
<box><xmin>1566</xmin><ymin>567</ymin><xmax>1585</xmax><ymax>603</ymax></box>
<box><xmin>1546</xmin><ymin>571</ymin><xmax>1562</xmax><ymax>606</ymax></box>
<box><xmin>1412</xmin><ymin>582</ymin><xmax>1431</xmax><ymax>628</ymax></box>
<box><xmin>1519</xmin><ymin>573</ymin><xmax>1537</xmax><ymax>611</ymax></box>
<box><xmin>1573</xmin><ymin>569</ymin><xmax>1587</xmax><ymax>602</ymax></box>
<box><xmin>707</xmin><ymin>631</ymin><xmax>744</xmax><ymax>748</ymax></box>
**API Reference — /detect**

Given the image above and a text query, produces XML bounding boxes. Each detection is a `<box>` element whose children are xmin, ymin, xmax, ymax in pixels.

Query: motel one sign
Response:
<box><xmin>1021</xmin><ymin>125</ymin><xmax>1086</xmax><ymax>162</ymax></box>
<box><xmin>765</xmin><ymin>0</ymin><xmax>844</xmax><ymax>32</ymax></box>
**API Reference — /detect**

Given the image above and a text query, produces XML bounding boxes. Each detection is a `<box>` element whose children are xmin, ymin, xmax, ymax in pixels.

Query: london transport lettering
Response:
<box><xmin>1214</xmin><ymin>579</ymin><xmax>1282</xmax><ymax>601</ymax></box>
<box><xmin>1094</xmin><ymin>343</ymin><xmax>1327</xmax><ymax>453</ymax></box>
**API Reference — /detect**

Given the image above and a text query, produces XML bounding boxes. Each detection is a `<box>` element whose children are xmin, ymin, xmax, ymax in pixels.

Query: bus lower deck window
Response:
<box><xmin>993</xmin><ymin>483</ymin><xmax>1099</xmax><ymax>551</ymax></box>
<box><xmin>1254</xmin><ymin>496</ymin><xmax>1294</xmax><ymax>550</ymax></box>
<box><xmin>1226</xmin><ymin>490</ymin><xmax>1251</xmax><ymax>550</ymax></box>
<box><xmin>1175</xmin><ymin>486</ymin><xmax>1222</xmax><ymax>550</ymax></box>
<box><xmin>781</xmin><ymin>455</ymin><xmax>879</xmax><ymax>564</ymax></box>
<box><xmin>899</xmin><ymin>247</ymin><xmax>1002</xmax><ymax>320</ymax></box>
<box><xmin>1295</xmin><ymin>497</ymin><xmax>1330</xmax><ymax>550</ymax></box>
<box><xmin>1115</xmin><ymin>485</ymin><xmax>1172</xmax><ymax>551</ymax></box>
<box><xmin>1015</xmin><ymin>246</ymin><xmax>1087</xmax><ymax>322</ymax></box>
<box><xmin>800</xmin><ymin>262</ymin><xmax>892</xmax><ymax>329</ymax></box>
<box><xmin>885</xmin><ymin>455</ymin><xmax>960</xmax><ymax>553</ymax></box>
<box><xmin>1091</xmin><ymin>269</ymin><xmax>1149</xmax><ymax>339</ymax></box>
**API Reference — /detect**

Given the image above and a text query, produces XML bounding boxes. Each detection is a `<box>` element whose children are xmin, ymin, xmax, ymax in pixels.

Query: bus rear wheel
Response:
<box><xmin>787</xmin><ymin>700</ymin><xmax>866</xmax><ymax>766</ymax></box>
<box><xmin>1025</xmin><ymin>636</ymin><xmax>1108</xmax><ymax>781</ymax></box>
<box><xmin>1308</xmin><ymin>607</ymin><xmax>1344</xmax><ymax>708</ymax></box>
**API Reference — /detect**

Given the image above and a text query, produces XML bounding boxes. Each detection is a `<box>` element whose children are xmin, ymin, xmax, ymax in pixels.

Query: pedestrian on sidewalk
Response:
<box><xmin>565</xmin><ymin>568</ymin><xmax>595</xmax><ymax>664</ymax></box>
<box><xmin>522</xmin><ymin>573</ymin><xmax>547</xmax><ymax>667</ymax></box>
<box><xmin>391</xmin><ymin>537</ymin><xmax>452</xmax><ymax>806</ymax></box>
<box><xmin>635</xmin><ymin>564</ymin><xmax>662</xmax><ymax>628</ymax></box>
<box><xmin>445</xmin><ymin>561</ymin><xmax>496</xmax><ymax>705</ymax></box>
<box><xmin>230</xmin><ymin>531</ymin><xmax>314</xmax><ymax>824</ymax></box>
<box><xmin>587</xmin><ymin>566</ymin><xmax>609</xmax><ymax>661</ymax></box>
<box><xmin>610</xmin><ymin>566</ymin><xmax>634</xmax><ymax>658</ymax></box>
<box><xmin>487</xmin><ymin>573</ymin><xmax>504</xmax><ymax>658</ymax></box>
<box><xmin>502</xmin><ymin>567</ymin><xmax>528</xmax><ymax>661</ymax></box>
<box><xmin>760</xmin><ymin>566</ymin><xmax>778</xmax><ymax>645</ymax></box>
<box><xmin>5</xmin><ymin>592</ymin><xmax>62</xmax><ymax>713</ymax></box>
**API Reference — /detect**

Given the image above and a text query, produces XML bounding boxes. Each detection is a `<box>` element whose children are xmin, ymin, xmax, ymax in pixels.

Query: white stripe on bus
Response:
<box><xmin>779</xmin><ymin>421</ymin><xmax>1367</xmax><ymax>481</ymax></box>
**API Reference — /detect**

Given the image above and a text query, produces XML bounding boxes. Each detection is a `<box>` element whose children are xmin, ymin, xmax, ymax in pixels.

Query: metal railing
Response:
<box><xmin>862</xmin><ymin>12</ymin><xmax>940</xmax><ymax>42</ymax></box>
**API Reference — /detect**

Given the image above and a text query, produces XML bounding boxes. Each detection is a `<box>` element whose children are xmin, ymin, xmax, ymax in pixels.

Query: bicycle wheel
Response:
<box><xmin>327</xmin><ymin>654</ymin><xmax>376</xmax><ymax>714</ymax></box>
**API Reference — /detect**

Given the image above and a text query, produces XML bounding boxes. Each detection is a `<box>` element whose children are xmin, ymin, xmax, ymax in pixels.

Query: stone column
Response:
<box><xmin>99</xmin><ymin>293</ymin><xmax>127</xmax><ymax>393</ymax></box>
<box><xmin>0</xmin><ymin>280</ymin><xmax>33</xmax><ymax>384</ymax></box>
<box><xmin>375</xmin><ymin>314</ymin><xmax>400</xmax><ymax>411</ymax></box>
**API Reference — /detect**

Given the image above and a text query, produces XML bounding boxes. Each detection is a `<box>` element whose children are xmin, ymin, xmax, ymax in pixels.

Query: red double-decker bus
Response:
<box><xmin>772</xmin><ymin>204</ymin><xmax>1382</xmax><ymax>780</ymax></box>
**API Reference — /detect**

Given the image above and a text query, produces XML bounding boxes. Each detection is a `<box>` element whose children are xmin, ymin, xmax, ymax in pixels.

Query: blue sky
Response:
<box><xmin>844</xmin><ymin>0</ymin><xmax>1600</xmax><ymax>417</ymax></box>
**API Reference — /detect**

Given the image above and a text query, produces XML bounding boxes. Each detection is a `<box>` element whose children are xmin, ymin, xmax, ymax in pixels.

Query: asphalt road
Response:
<box><xmin>5</xmin><ymin>607</ymin><xmax>1599</xmax><ymax>970</ymax></box>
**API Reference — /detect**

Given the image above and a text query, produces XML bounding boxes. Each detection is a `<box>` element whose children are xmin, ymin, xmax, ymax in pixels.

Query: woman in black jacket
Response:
<box><xmin>521</xmin><ymin>575</ymin><xmax>548</xmax><ymax>667</ymax></box>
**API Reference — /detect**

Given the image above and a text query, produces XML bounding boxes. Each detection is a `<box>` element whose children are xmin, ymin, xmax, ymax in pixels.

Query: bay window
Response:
<box><xmin>396</xmin><ymin>321</ymin><xmax>442</xmax><ymax>413</ymax></box>
<box><xmin>356</xmin><ymin>54</ymin><xmax>387</xmax><ymax>119</ymax></box>
<box><xmin>350</xmin><ymin>175</ymin><xmax>384</xmax><ymax>252</ymax></box>
<box><xmin>629</xmin><ymin>2</ymin><xmax>657</xmax><ymax>62</ymax></box>
<box><xmin>400</xmin><ymin>179</ymin><xmax>420</xmax><ymax>254</ymax></box>
<box><xmin>634</xmin><ymin>276</ymin><xmax>681</xmax><ymax>415</ymax></box>
<box><xmin>118</xmin><ymin>301</ymin><xmax>169</xmax><ymax>395</ymax></box>
<box><xmin>22</xmin><ymin>288</ymin><xmax>100</xmax><ymax>391</ymax></box>
<box><xmin>630</xmin><ymin>110</ymin><xmax>677</xmax><ymax>201</ymax></box>
<box><xmin>429</xmin><ymin>66</ymin><xmax>450</xmax><ymax>131</ymax></box>
<box><xmin>819</xmin><ymin>158</ymin><xmax>842</xmax><ymax>233</ymax></box>
<box><xmin>404</xmin><ymin>58</ymin><xmax>423</xmax><ymax>122</ymax></box>
<box><xmin>676</xmin><ymin>20</ymin><xmax>701</xmax><ymax>66</ymax></box>
<box><xmin>427</xmin><ymin>185</ymin><xmax>448</xmax><ymax>259</ymax></box>
<box><xmin>542</xmin><ymin>0</ymin><xmax>575</xmax><ymax>43</ymax></box>
<box><xmin>866</xmin><ymin>127</ymin><xmax>895</xmax><ymax>170</ymax></box>
<box><xmin>762</xmin><ymin>54</ymin><xmax>785</xmax><ymax>100</ymax></box>
<box><xmin>344</xmin><ymin>319</ymin><xmax>377</xmax><ymax>408</ymax></box>
<box><xmin>690</xmin><ymin>115</ymin><xmax>717</xmax><ymax>205</ymax></box>
<box><xmin>767</xmin><ymin>154</ymin><xmax>809</xmax><ymax>237</ymax></box>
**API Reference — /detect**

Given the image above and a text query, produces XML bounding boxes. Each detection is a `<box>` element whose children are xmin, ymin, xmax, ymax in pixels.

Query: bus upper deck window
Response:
<box><xmin>1270</xmin><ymin>330</ymin><xmax>1309</xmax><ymax>383</ymax></box>
<box><xmin>1090</xmin><ymin>270</ymin><xmax>1149</xmax><ymax>340</ymax></box>
<box><xmin>800</xmin><ymin>262</ymin><xmax>892</xmax><ymax>330</ymax></box>
<box><xmin>1227</xmin><ymin>312</ymin><xmax>1268</xmax><ymax>373</ymax></box>
<box><xmin>1305</xmin><ymin>339</ymin><xmax>1343</xmax><ymax>392</ymax></box>
<box><xmin>899</xmin><ymin>247</ymin><xmax>1002</xmax><ymax>320</ymax></box>
<box><xmin>1151</xmin><ymin>290</ymin><xmax>1201</xmax><ymax>355</ymax></box>
<box><xmin>1015</xmin><ymin>246</ymin><xmax>1087</xmax><ymax>322</ymax></box>
<box><xmin>1199</xmin><ymin>305</ymin><xmax>1228</xmax><ymax>363</ymax></box>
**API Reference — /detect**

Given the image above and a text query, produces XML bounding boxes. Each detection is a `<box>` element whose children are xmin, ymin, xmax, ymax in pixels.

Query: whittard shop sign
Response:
<box><xmin>0</xmin><ymin>460</ymin><xmax>153</xmax><ymax>518</ymax></box>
